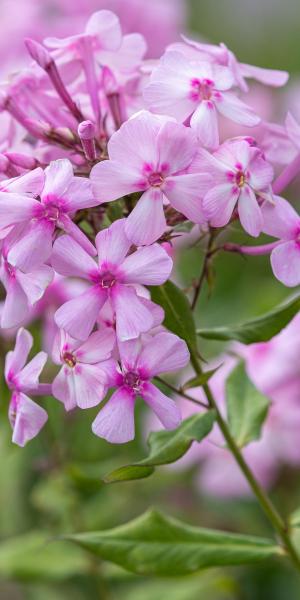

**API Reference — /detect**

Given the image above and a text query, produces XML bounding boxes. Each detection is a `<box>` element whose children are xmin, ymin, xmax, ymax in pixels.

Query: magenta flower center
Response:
<box><xmin>63</xmin><ymin>351</ymin><xmax>77</xmax><ymax>368</ymax></box>
<box><xmin>99</xmin><ymin>271</ymin><xmax>116</xmax><ymax>288</ymax></box>
<box><xmin>123</xmin><ymin>371</ymin><xmax>141</xmax><ymax>392</ymax></box>
<box><xmin>148</xmin><ymin>171</ymin><xmax>165</xmax><ymax>187</ymax></box>
<box><xmin>235</xmin><ymin>170</ymin><xmax>247</xmax><ymax>188</ymax></box>
<box><xmin>190</xmin><ymin>78</ymin><xmax>214</xmax><ymax>101</ymax></box>
<box><xmin>43</xmin><ymin>204</ymin><xmax>61</xmax><ymax>222</ymax></box>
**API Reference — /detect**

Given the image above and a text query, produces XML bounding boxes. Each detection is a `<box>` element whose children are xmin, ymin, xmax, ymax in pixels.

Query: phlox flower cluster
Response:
<box><xmin>0</xmin><ymin>8</ymin><xmax>299</xmax><ymax>466</ymax></box>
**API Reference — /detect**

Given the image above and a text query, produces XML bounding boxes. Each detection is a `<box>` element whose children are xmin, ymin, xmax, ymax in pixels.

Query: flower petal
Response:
<box><xmin>216</xmin><ymin>92</ymin><xmax>260</xmax><ymax>126</ymax></box>
<box><xmin>5</xmin><ymin>328</ymin><xmax>32</xmax><ymax>381</ymax></box>
<box><xmin>59</xmin><ymin>215</ymin><xmax>97</xmax><ymax>257</ymax></box>
<box><xmin>125</xmin><ymin>188</ymin><xmax>166</xmax><ymax>246</ymax></box>
<box><xmin>52</xmin><ymin>367</ymin><xmax>77</xmax><ymax>411</ymax></box>
<box><xmin>190</xmin><ymin>101</ymin><xmax>219</xmax><ymax>149</ymax></box>
<box><xmin>42</xmin><ymin>159</ymin><xmax>73</xmax><ymax>200</ymax></box>
<box><xmin>240</xmin><ymin>63</ymin><xmax>289</xmax><ymax>87</ymax></box>
<box><xmin>238</xmin><ymin>186</ymin><xmax>263</xmax><ymax>237</ymax></box>
<box><xmin>107</xmin><ymin>110</ymin><xmax>162</xmax><ymax>168</ymax></box>
<box><xmin>121</xmin><ymin>244</ymin><xmax>172</xmax><ymax>285</ymax></box>
<box><xmin>96</xmin><ymin>219</ymin><xmax>131</xmax><ymax>266</ymax></box>
<box><xmin>16</xmin><ymin>266</ymin><xmax>54</xmax><ymax>306</ymax></box>
<box><xmin>7</xmin><ymin>219</ymin><xmax>54</xmax><ymax>271</ymax></box>
<box><xmin>156</xmin><ymin>120</ymin><xmax>197</xmax><ymax>173</ymax></box>
<box><xmin>137</xmin><ymin>332</ymin><xmax>190</xmax><ymax>377</ymax></box>
<box><xmin>9</xmin><ymin>392</ymin><xmax>48</xmax><ymax>447</ymax></box>
<box><xmin>1</xmin><ymin>278</ymin><xmax>29</xmax><ymax>329</ymax></box>
<box><xmin>90</xmin><ymin>159</ymin><xmax>142</xmax><ymax>203</ymax></box>
<box><xmin>163</xmin><ymin>173</ymin><xmax>211</xmax><ymax>224</ymax></box>
<box><xmin>85</xmin><ymin>10</ymin><xmax>122</xmax><ymax>51</ymax></box>
<box><xmin>0</xmin><ymin>193</ymin><xmax>38</xmax><ymax>230</ymax></box>
<box><xmin>141</xmin><ymin>382</ymin><xmax>181</xmax><ymax>429</ymax></box>
<box><xmin>203</xmin><ymin>183</ymin><xmax>238</xmax><ymax>227</ymax></box>
<box><xmin>17</xmin><ymin>351</ymin><xmax>47</xmax><ymax>391</ymax></box>
<box><xmin>270</xmin><ymin>241</ymin><xmax>300</xmax><ymax>287</ymax></box>
<box><xmin>92</xmin><ymin>387</ymin><xmax>135</xmax><ymax>444</ymax></box>
<box><xmin>55</xmin><ymin>286</ymin><xmax>107</xmax><ymax>341</ymax></box>
<box><xmin>52</xmin><ymin>235</ymin><xmax>97</xmax><ymax>280</ymax></box>
<box><xmin>76</xmin><ymin>329</ymin><xmax>115</xmax><ymax>363</ymax></box>
<box><xmin>111</xmin><ymin>284</ymin><xmax>154</xmax><ymax>341</ymax></box>
<box><xmin>261</xmin><ymin>196</ymin><xmax>299</xmax><ymax>239</ymax></box>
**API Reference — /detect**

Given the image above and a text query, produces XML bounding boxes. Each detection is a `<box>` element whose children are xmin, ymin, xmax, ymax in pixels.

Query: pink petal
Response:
<box><xmin>118</xmin><ymin>338</ymin><xmax>142</xmax><ymax>371</ymax></box>
<box><xmin>190</xmin><ymin>101</ymin><xmax>219</xmax><ymax>149</ymax></box>
<box><xmin>16</xmin><ymin>266</ymin><xmax>54</xmax><ymax>306</ymax></box>
<box><xmin>141</xmin><ymin>382</ymin><xmax>181</xmax><ymax>429</ymax></box>
<box><xmin>124</xmin><ymin>188</ymin><xmax>166</xmax><ymax>246</ymax></box>
<box><xmin>1</xmin><ymin>278</ymin><xmax>29</xmax><ymax>329</ymax></box>
<box><xmin>156</xmin><ymin>120</ymin><xmax>197</xmax><ymax>173</ymax></box>
<box><xmin>52</xmin><ymin>367</ymin><xmax>77</xmax><ymax>411</ymax></box>
<box><xmin>59</xmin><ymin>215</ymin><xmax>97</xmax><ymax>257</ymax></box>
<box><xmin>9</xmin><ymin>392</ymin><xmax>48</xmax><ymax>447</ymax></box>
<box><xmin>52</xmin><ymin>235</ymin><xmax>98</xmax><ymax>280</ymax></box>
<box><xmin>92</xmin><ymin>387</ymin><xmax>135</xmax><ymax>444</ymax></box>
<box><xmin>121</xmin><ymin>244</ymin><xmax>172</xmax><ymax>285</ymax></box>
<box><xmin>90</xmin><ymin>159</ymin><xmax>142</xmax><ymax>203</ymax></box>
<box><xmin>203</xmin><ymin>184</ymin><xmax>238</xmax><ymax>227</ymax></box>
<box><xmin>216</xmin><ymin>92</ymin><xmax>260</xmax><ymax>126</ymax></box>
<box><xmin>95</xmin><ymin>219</ymin><xmax>131</xmax><ymax>266</ymax></box>
<box><xmin>271</xmin><ymin>241</ymin><xmax>300</xmax><ymax>287</ymax></box>
<box><xmin>0</xmin><ymin>193</ymin><xmax>38</xmax><ymax>230</ymax></box>
<box><xmin>137</xmin><ymin>332</ymin><xmax>190</xmax><ymax>377</ymax></box>
<box><xmin>240</xmin><ymin>63</ymin><xmax>289</xmax><ymax>87</ymax></box>
<box><xmin>111</xmin><ymin>283</ymin><xmax>154</xmax><ymax>341</ymax></box>
<box><xmin>85</xmin><ymin>10</ymin><xmax>122</xmax><ymax>51</ymax></box>
<box><xmin>76</xmin><ymin>329</ymin><xmax>115</xmax><ymax>363</ymax></box>
<box><xmin>3</xmin><ymin>168</ymin><xmax>45</xmax><ymax>195</ymax></box>
<box><xmin>7</xmin><ymin>220</ymin><xmax>54</xmax><ymax>272</ymax></box>
<box><xmin>261</xmin><ymin>196</ymin><xmax>299</xmax><ymax>239</ymax></box>
<box><xmin>238</xmin><ymin>186</ymin><xmax>263</xmax><ymax>237</ymax></box>
<box><xmin>107</xmin><ymin>110</ymin><xmax>163</xmax><ymax>168</ymax></box>
<box><xmin>61</xmin><ymin>177</ymin><xmax>98</xmax><ymax>211</ymax></box>
<box><xmin>16</xmin><ymin>351</ymin><xmax>47</xmax><ymax>391</ymax></box>
<box><xmin>42</xmin><ymin>159</ymin><xmax>73</xmax><ymax>200</ymax></box>
<box><xmin>5</xmin><ymin>328</ymin><xmax>32</xmax><ymax>381</ymax></box>
<box><xmin>55</xmin><ymin>286</ymin><xmax>107</xmax><ymax>341</ymax></box>
<box><xmin>163</xmin><ymin>173</ymin><xmax>211</xmax><ymax>224</ymax></box>
<box><xmin>248</xmin><ymin>155</ymin><xmax>274</xmax><ymax>191</ymax></box>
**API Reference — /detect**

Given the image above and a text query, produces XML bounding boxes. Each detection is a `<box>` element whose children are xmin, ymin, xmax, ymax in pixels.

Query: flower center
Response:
<box><xmin>190</xmin><ymin>78</ymin><xmax>214</xmax><ymax>101</ymax></box>
<box><xmin>44</xmin><ymin>205</ymin><xmax>60</xmax><ymax>222</ymax></box>
<box><xmin>148</xmin><ymin>171</ymin><xmax>164</xmax><ymax>188</ymax></box>
<box><xmin>63</xmin><ymin>351</ymin><xmax>77</xmax><ymax>368</ymax></box>
<box><xmin>123</xmin><ymin>371</ymin><xmax>141</xmax><ymax>392</ymax></box>
<box><xmin>236</xmin><ymin>170</ymin><xmax>247</xmax><ymax>188</ymax></box>
<box><xmin>99</xmin><ymin>271</ymin><xmax>116</xmax><ymax>288</ymax></box>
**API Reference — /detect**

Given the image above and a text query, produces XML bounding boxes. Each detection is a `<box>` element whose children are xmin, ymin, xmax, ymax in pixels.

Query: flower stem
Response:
<box><xmin>189</xmin><ymin>351</ymin><xmax>300</xmax><ymax>571</ymax></box>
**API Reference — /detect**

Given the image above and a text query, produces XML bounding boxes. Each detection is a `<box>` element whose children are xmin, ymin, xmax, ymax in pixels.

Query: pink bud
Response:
<box><xmin>25</xmin><ymin>38</ymin><xmax>53</xmax><ymax>70</ymax></box>
<box><xmin>5</xmin><ymin>152</ymin><xmax>38</xmax><ymax>170</ymax></box>
<box><xmin>78</xmin><ymin>120</ymin><xmax>97</xmax><ymax>161</ymax></box>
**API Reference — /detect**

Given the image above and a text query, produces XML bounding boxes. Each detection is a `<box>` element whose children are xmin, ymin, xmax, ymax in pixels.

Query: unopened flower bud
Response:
<box><xmin>78</xmin><ymin>120</ymin><xmax>97</xmax><ymax>161</ymax></box>
<box><xmin>25</xmin><ymin>38</ymin><xmax>53</xmax><ymax>70</ymax></box>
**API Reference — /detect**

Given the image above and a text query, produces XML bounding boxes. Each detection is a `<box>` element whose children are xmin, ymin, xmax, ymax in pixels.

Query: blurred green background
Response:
<box><xmin>1</xmin><ymin>1</ymin><xmax>300</xmax><ymax>598</ymax></box>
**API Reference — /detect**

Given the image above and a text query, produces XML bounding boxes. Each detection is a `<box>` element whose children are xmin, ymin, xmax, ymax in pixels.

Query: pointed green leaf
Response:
<box><xmin>197</xmin><ymin>293</ymin><xmax>300</xmax><ymax>344</ymax></box>
<box><xmin>182</xmin><ymin>367</ymin><xmax>220</xmax><ymax>391</ymax></box>
<box><xmin>226</xmin><ymin>362</ymin><xmax>269</xmax><ymax>448</ymax></box>
<box><xmin>150</xmin><ymin>280</ymin><xmax>198</xmax><ymax>353</ymax></box>
<box><xmin>64</xmin><ymin>509</ymin><xmax>282</xmax><ymax>576</ymax></box>
<box><xmin>104</xmin><ymin>411</ymin><xmax>215</xmax><ymax>483</ymax></box>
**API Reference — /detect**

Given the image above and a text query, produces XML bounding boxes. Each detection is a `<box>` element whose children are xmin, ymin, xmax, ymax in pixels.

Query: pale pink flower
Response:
<box><xmin>92</xmin><ymin>331</ymin><xmax>189</xmax><ymax>443</ymax></box>
<box><xmin>261</xmin><ymin>112</ymin><xmax>300</xmax><ymax>167</ymax></box>
<box><xmin>52</xmin><ymin>218</ymin><xmax>172</xmax><ymax>341</ymax></box>
<box><xmin>144</xmin><ymin>51</ymin><xmax>260</xmax><ymax>149</ymax></box>
<box><xmin>91</xmin><ymin>111</ymin><xmax>211</xmax><ymax>245</ymax></box>
<box><xmin>261</xmin><ymin>195</ymin><xmax>300</xmax><ymax>286</ymax></box>
<box><xmin>0</xmin><ymin>158</ymin><xmax>98</xmax><ymax>271</ymax></box>
<box><xmin>0</xmin><ymin>231</ymin><xmax>54</xmax><ymax>329</ymax></box>
<box><xmin>198</xmin><ymin>138</ymin><xmax>274</xmax><ymax>236</ymax></box>
<box><xmin>5</xmin><ymin>328</ymin><xmax>48</xmax><ymax>446</ymax></box>
<box><xmin>52</xmin><ymin>328</ymin><xmax>116</xmax><ymax>411</ymax></box>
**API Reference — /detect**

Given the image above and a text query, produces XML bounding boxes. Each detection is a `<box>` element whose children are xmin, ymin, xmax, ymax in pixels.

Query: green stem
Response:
<box><xmin>190</xmin><ymin>352</ymin><xmax>300</xmax><ymax>571</ymax></box>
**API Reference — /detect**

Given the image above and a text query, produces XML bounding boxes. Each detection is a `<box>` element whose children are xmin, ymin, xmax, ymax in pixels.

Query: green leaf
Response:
<box><xmin>150</xmin><ymin>280</ymin><xmax>197</xmax><ymax>353</ymax></box>
<box><xmin>104</xmin><ymin>411</ymin><xmax>216</xmax><ymax>483</ymax></box>
<box><xmin>0</xmin><ymin>532</ymin><xmax>90</xmax><ymax>581</ymax></box>
<box><xmin>64</xmin><ymin>508</ymin><xmax>282</xmax><ymax>576</ymax></box>
<box><xmin>226</xmin><ymin>362</ymin><xmax>269</xmax><ymax>448</ymax></box>
<box><xmin>197</xmin><ymin>293</ymin><xmax>300</xmax><ymax>344</ymax></box>
<box><xmin>289</xmin><ymin>507</ymin><xmax>300</xmax><ymax>528</ymax></box>
<box><xmin>182</xmin><ymin>367</ymin><xmax>220</xmax><ymax>391</ymax></box>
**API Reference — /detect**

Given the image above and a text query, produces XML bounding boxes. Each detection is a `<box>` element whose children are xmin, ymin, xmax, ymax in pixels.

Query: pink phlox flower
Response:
<box><xmin>52</xmin><ymin>218</ymin><xmax>172</xmax><ymax>341</ymax></box>
<box><xmin>92</xmin><ymin>331</ymin><xmax>189</xmax><ymax>443</ymax></box>
<box><xmin>198</xmin><ymin>138</ymin><xmax>274</xmax><ymax>236</ymax></box>
<box><xmin>261</xmin><ymin>112</ymin><xmax>300</xmax><ymax>167</ymax></box>
<box><xmin>144</xmin><ymin>50</ymin><xmax>260</xmax><ymax>149</ymax></box>
<box><xmin>0</xmin><ymin>229</ymin><xmax>54</xmax><ymax>329</ymax></box>
<box><xmin>52</xmin><ymin>328</ymin><xmax>116</xmax><ymax>411</ymax></box>
<box><xmin>5</xmin><ymin>327</ymin><xmax>48</xmax><ymax>446</ymax></box>
<box><xmin>169</xmin><ymin>36</ymin><xmax>289</xmax><ymax>92</ymax></box>
<box><xmin>0</xmin><ymin>158</ymin><xmax>98</xmax><ymax>272</ymax></box>
<box><xmin>261</xmin><ymin>195</ymin><xmax>300</xmax><ymax>286</ymax></box>
<box><xmin>91</xmin><ymin>110</ymin><xmax>212</xmax><ymax>245</ymax></box>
